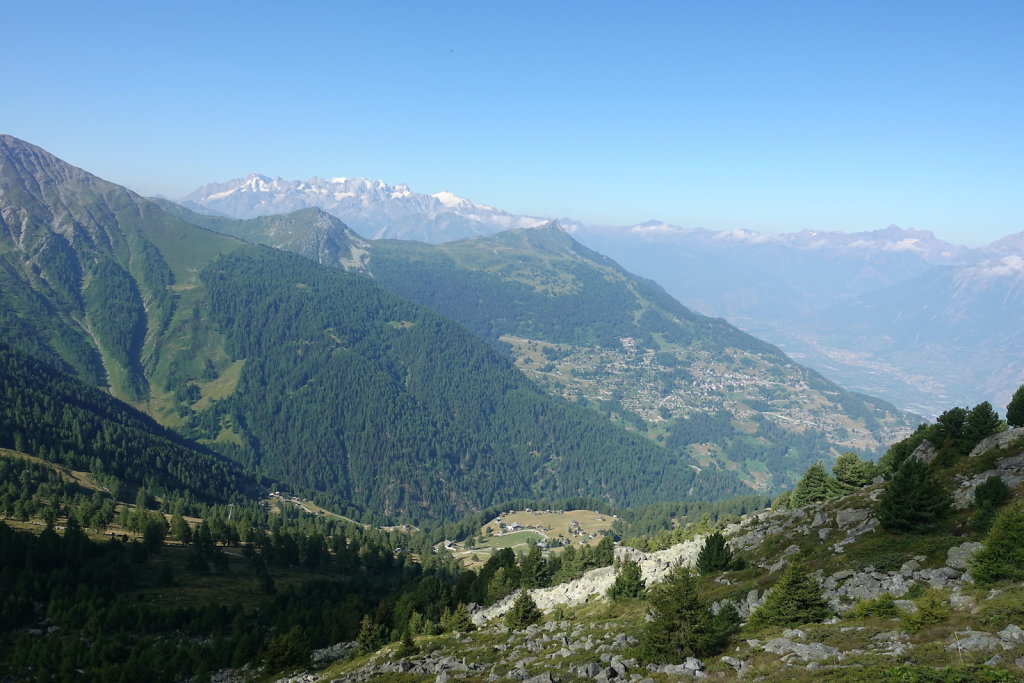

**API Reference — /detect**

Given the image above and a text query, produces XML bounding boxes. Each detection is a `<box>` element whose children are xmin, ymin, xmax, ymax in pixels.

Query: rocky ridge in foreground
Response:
<box><xmin>271</xmin><ymin>437</ymin><xmax>1024</xmax><ymax>682</ymax></box>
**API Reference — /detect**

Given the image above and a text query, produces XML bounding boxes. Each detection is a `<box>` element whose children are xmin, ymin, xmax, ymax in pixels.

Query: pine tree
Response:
<box><xmin>607</xmin><ymin>558</ymin><xmax>645</xmax><ymax>600</ymax></box>
<box><xmin>356</xmin><ymin>615</ymin><xmax>387</xmax><ymax>655</ymax></box>
<box><xmin>831</xmin><ymin>452</ymin><xmax>874</xmax><ymax>488</ymax></box>
<box><xmin>747</xmin><ymin>556</ymin><xmax>831</xmax><ymax>629</ymax></box>
<box><xmin>170</xmin><ymin>513</ymin><xmax>191</xmax><ymax>544</ymax></box>
<box><xmin>790</xmin><ymin>462</ymin><xmax>833</xmax><ymax>507</ymax></box>
<box><xmin>505</xmin><ymin>590</ymin><xmax>542</xmax><ymax>630</ymax></box>
<box><xmin>877</xmin><ymin>456</ymin><xmax>952</xmax><ymax>533</ymax></box>
<box><xmin>971</xmin><ymin>475</ymin><xmax>1012</xmax><ymax>532</ymax></box>
<box><xmin>1007</xmin><ymin>384</ymin><xmax>1024</xmax><ymax>428</ymax></box>
<box><xmin>396</xmin><ymin>624</ymin><xmax>418</xmax><ymax>657</ymax></box>
<box><xmin>964</xmin><ymin>401</ymin><xmax>1002</xmax><ymax>450</ymax></box>
<box><xmin>695</xmin><ymin>532</ymin><xmax>733</xmax><ymax>574</ymax></box>
<box><xmin>445</xmin><ymin>602</ymin><xmax>476</xmax><ymax>632</ymax></box>
<box><xmin>520</xmin><ymin>545</ymin><xmax>547</xmax><ymax>588</ymax></box>
<box><xmin>638</xmin><ymin>564</ymin><xmax>735</xmax><ymax>663</ymax></box>
<box><xmin>970</xmin><ymin>501</ymin><xmax>1024</xmax><ymax>586</ymax></box>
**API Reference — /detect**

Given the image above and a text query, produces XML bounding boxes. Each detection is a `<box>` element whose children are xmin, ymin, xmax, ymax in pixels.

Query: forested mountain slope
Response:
<box><xmin>0</xmin><ymin>343</ymin><xmax>255</xmax><ymax>506</ymax></box>
<box><xmin>0</xmin><ymin>136</ymin><xmax>746</xmax><ymax>521</ymax></box>
<box><xmin>167</xmin><ymin>197</ymin><xmax>917</xmax><ymax>492</ymax></box>
<box><xmin>366</xmin><ymin>228</ymin><xmax>917</xmax><ymax>490</ymax></box>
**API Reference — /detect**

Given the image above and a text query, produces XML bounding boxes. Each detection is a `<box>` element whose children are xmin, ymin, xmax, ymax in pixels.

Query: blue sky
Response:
<box><xmin>4</xmin><ymin>1</ymin><xmax>1021</xmax><ymax>245</ymax></box>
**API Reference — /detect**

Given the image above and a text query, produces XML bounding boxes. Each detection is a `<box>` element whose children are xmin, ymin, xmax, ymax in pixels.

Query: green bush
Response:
<box><xmin>849</xmin><ymin>592</ymin><xmax>902</xmax><ymax>619</ymax></box>
<box><xmin>970</xmin><ymin>501</ymin><xmax>1024</xmax><ymax>586</ymax></box>
<box><xmin>902</xmin><ymin>589</ymin><xmax>951</xmax><ymax>632</ymax></box>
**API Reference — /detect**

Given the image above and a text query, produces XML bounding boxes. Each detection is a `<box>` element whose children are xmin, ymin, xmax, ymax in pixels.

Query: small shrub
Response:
<box><xmin>849</xmin><ymin>592</ymin><xmax>902</xmax><ymax>619</ymax></box>
<box><xmin>902</xmin><ymin>589</ymin><xmax>951</xmax><ymax>632</ymax></box>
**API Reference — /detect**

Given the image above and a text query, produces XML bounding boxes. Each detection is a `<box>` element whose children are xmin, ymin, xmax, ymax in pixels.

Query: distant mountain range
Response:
<box><xmin>181</xmin><ymin>175</ymin><xmax>1024</xmax><ymax>416</ymax></box>
<box><xmin>181</xmin><ymin>174</ymin><xmax>546</xmax><ymax>243</ymax></box>
<box><xmin>571</xmin><ymin>222</ymin><xmax>1024</xmax><ymax>416</ymax></box>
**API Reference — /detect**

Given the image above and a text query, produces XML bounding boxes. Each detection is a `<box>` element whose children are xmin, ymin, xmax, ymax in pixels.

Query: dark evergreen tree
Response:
<box><xmin>831</xmin><ymin>452</ymin><xmax>875</xmax><ymax>488</ymax></box>
<box><xmin>263</xmin><ymin>627</ymin><xmax>309</xmax><ymax>673</ymax></box>
<box><xmin>933</xmin><ymin>406</ymin><xmax>970</xmax><ymax>459</ymax></box>
<box><xmin>1008</xmin><ymin>384</ymin><xmax>1024</xmax><ymax>428</ymax></box>
<box><xmin>747</xmin><ymin>557</ymin><xmax>831</xmax><ymax>629</ymax></box>
<box><xmin>790</xmin><ymin>462</ymin><xmax>832</xmax><ymax>507</ymax></box>
<box><xmin>965</xmin><ymin>402</ymin><xmax>1002</xmax><ymax>450</ymax></box>
<box><xmin>356</xmin><ymin>615</ymin><xmax>388</xmax><ymax>655</ymax></box>
<box><xmin>504</xmin><ymin>590</ymin><xmax>542</xmax><ymax>630</ymax></box>
<box><xmin>971</xmin><ymin>475</ymin><xmax>1012</xmax><ymax>532</ymax></box>
<box><xmin>397</xmin><ymin>624</ymin><xmax>418</xmax><ymax>657</ymax></box>
<box><xmin>877</xmin><ymin>456</ymin><xmax>952</xmax><ymax>533</ymax></box>
<box><xmin>638</xmin><ymin>564</ymin><xmax>735</xmax><ymax>663</ymax></box>
<box><xmin>607</xmin><ymin>558</ymin><xmax>645</xmax><ymax>600</ymax></box>
<box><xmin>441</xmin><ymin>603</ymin><xmax>476</xmax><ymax>632</ymax></box>
<box><xmin>519</xmin><ymin>545</ymin><xmax>547</xmax><ymax>589</ymax></box>
<box><xmin>171</xmin><ymin>513</ymin><xmax>192</xmax><ymax>544</ymax></box>
<box><xmin>695</xmin><ymin>532</ymin><xmax>734</xmax><ymax>574</ymax></box>
<box><xmin>970</xmin><ymin>502</ymin><xmax>1024</xmax><ymax>586</ymax></box>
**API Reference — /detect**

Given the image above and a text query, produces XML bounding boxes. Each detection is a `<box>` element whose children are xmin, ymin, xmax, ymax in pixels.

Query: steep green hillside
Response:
<box><xmin>188</xmin><ymin>247</ymin><xmax>744</xmax><ymax>519</ymax></box>
<box><xmin>0</xmin><ymin>344</ymin><xmax>254</xmax><ymax>506</ymax></box>
<box><xmin>0</xmin><ymin>136</ymin><xmax>748</xmax><ymax>521</ymax></box>
<box><xmin>0</xmin><ymin>135</ymin><xmax>242</xmax><ymax>407</ymax></box>
<box><xmin>163</xmin><ymin>198</ymin><xmax>917</xmax><ymax>491</ymax></box>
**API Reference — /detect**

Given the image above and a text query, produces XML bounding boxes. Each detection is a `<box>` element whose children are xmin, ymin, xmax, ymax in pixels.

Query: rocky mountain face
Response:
<box><xmin>166</xmin><ymin>199</ymin><xmax>919</xmax><ymax>492</ymax></box>
<box><xmin>181</xmin><ymin>173</ymin><xmax>546</xmax><ymax>242</ymax></box>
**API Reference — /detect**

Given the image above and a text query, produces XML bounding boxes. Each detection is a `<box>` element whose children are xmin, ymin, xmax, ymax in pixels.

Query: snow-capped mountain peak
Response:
<box><xmin>182</xmin><ymin>175</ymin><xmax>547</xmax><ymax>243</ymax></box>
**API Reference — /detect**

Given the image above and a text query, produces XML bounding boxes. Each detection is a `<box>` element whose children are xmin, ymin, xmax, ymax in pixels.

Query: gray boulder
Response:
<box><xmin>911</xmin><ymin>439</ymin><xmax>938</xmax><ymax>464</ymax></box>
<box><xmin>946</xmin><ymin>542</ymin><xmax>983</xmax><ymax>571</ymax></box>
<box><xmin>968</xmin><ymin>428</ymin><xmax>1024</xmax><ymax>458</ymax></box>
<box><xmin>947</xmin><ymin>631</ymin><xmax>1010</xmax><ymax>652</ymax></box>
<box><xmin>762</xmin><ymin>638</ymin><xmax>840</xmax><ymax>661</ymax></box>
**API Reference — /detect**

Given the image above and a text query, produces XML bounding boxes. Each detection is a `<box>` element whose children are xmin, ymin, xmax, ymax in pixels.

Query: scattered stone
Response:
<box><xmin>894</xmin><ymin>600</ymin><xmax>918</xmax><ymax>614</ymax></box>
<box><xmin>949</xmin><ymin>592</ymin><xmax>977</xmax><ymax>610</ymax></box>
<box><xmin>946</xmin><ymin>542</ymin><xmax>983</xmax><ymax>571</ymax></box>
<box><xmin>998</xmin><ymin>624</ymin><xmax>1024</xmax><ymax>644</ymax></box>
<box><xmin>948</xmin><ymin>631</ymin><xmax>1010</xmax><ymax>653</ymax></box>
<box><xmin>762</xmin><ymin>638</ymin><xmax>840</xmax><ymax>662</ymax></box>
<box><xmin>523</xmin><ymin>673</ymin><xmax>555</xmax><ymax>683</ymax></box>
<box><xmin>899</xmin><ymin>559</ymin><xmax>921</xmax><ymax>576</ymax></box>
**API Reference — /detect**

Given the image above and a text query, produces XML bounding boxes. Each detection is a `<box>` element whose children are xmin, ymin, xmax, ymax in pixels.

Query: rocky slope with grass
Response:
<box><xmin>271</xmin><ymin>428</ymin><xmax>1024</xmax><ymax>682</ymax></box>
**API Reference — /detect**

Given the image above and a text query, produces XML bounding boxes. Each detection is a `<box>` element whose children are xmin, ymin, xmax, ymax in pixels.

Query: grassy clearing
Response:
<box><xmin>479</xmin><ymin>509</ymin><xmax>615</xmax><ymax>545</ymax></box>
<box><xmin>193</xmin><ymin>358</ymin><xmax>245</xmax><ymax>409</ymax></box>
